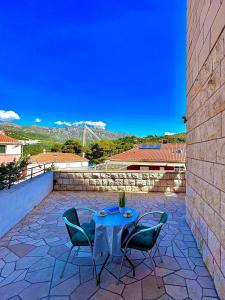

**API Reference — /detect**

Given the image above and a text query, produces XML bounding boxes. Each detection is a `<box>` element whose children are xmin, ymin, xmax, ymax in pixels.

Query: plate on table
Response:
<box><xmin>123</xmin><ymin>211</ymin><xmax>132</xmax><ymax>218</ymax></box>
<box><xmin>98</xmin><ymin>210</ymin><xmax>107</xmax><ymax>217</ymax></box>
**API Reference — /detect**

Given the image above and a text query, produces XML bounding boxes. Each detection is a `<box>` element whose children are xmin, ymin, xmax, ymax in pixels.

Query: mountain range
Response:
<box><xmin>0</xmin><ymin>122</ymin><xmax>130</xmax><ymax>144</ymax></box>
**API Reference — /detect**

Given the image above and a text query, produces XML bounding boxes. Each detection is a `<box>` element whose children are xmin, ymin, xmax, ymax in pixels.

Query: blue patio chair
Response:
<box><xmin>61</xmin><ymin>207</ymin><xmax>97</xmax><ymax>281</ymax></box>
<box><xmin>118</xmin><ymin>211</ymin><xmax>168</xmax><ymax>287</ymax></box>
<box><xmin>135</xmin><ymin>211</ymin><xmax>168</xmax><ymax>262</ymax></box>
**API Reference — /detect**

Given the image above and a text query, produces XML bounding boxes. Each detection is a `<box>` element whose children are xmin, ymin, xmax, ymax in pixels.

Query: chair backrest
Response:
<box><xmin>152</xmin><ymin>222</ymin><xmax>164</xmax><ymax>245</ymax></box>
<box><xmin>153</xmin><ymin>212</ymin><xmax>167</xmax><ymax>244</ymax></box>
<box><xmin>159</xmin><ymin>212</ymin><xmax>168</xmax><ymax>224</ymax></box>
<box><xmin>63</xmin><ymin>208</ymin><xmax>80</xmax><ymax>241</ymax></box>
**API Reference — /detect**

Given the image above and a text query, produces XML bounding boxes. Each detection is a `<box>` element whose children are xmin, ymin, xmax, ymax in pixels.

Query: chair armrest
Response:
<box><xmin>76</xmin><ymin>207</ymin><xmax>97</xmax><ymax>214</ymax></box>
<box><xmin>123</xmin><ymin>223</ymin><xmax>163</xmax><ymax>252</ymax></box>
<box><xmin>136</xmin><ymin>211</ymin><xmax>165</xmax><ymax>225</ymax></box>
<box><xmin>63</xmin><ymin>217</ymin><xmax>92</xmax><ymax>247</ymax></box>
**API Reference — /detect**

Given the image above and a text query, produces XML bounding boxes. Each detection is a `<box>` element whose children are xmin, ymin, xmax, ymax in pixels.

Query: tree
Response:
<box><xmin>61</xmin><ymin>140</ymin><xmax>83</xmax><ymax>154</ymax></box>
<box><xmin>85</xmin><ymin>143</ymin><xmax>106</xmax><ymax>164</ymax></box>
<box><xmin>0</xmin><ymin>158</ymin><xmax>28</xmax><ymax>190</ymax></box>
<box><xmin>51</xmin><ymin>143</ymin><xmax>63</xmax><ymax>152</ymax></box>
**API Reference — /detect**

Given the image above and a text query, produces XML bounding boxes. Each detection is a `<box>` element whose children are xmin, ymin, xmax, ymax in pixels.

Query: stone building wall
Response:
<box><xmin>186</xmin><ymin>0</ymin><xmax>225</xmax><ymax>298</ymax></box>
<box><xmin>53</xmin><ymin>171</ymin><xmax>185</xmax><ymax>193</ymax></box>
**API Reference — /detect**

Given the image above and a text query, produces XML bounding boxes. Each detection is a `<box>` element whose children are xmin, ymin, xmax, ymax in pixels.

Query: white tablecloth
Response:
<box><xmin>92</xmin><ymin>207</ymin><xmax>138</xmax><ymax>258</ymax></box>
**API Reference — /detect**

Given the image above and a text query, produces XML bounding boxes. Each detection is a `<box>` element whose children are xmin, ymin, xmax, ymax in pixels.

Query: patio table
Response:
<box><xmin>92</xmin><ymin>206</ymin><xmax>138</xmax><ymax>283</ymax></box>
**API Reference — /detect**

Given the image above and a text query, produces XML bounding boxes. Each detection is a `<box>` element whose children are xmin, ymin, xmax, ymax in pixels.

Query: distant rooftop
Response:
<box><xmin>29</xmin><ymin>152</ymin><xmax>87</xmax><ymax>163</ymax></box>
<box><xmin>110</xmin><ymin>143</ymin><xmax>186</xmax><ymax>163</ymax></box>
<box><xmin>0</xmin><ymin>134</ymin><xmax>20</xmax><ymax>144</ymax></box>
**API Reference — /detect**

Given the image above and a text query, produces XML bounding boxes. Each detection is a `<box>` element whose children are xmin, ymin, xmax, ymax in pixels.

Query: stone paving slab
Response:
<box><xmin>0</xmin><ymin>192</ymin><xmax>219</xmax><ymax>300</ymax></box>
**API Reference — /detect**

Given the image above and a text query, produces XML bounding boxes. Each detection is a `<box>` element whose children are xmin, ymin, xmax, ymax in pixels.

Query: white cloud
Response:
<box><xmin>73</xmin><ymin>121</ymin><xmax>106</xmax><ymax>129</ymax></box>
<box><xmin>54</xmin><ymin>120</ymin><xmax>106</xmax><ymax>129</ymax></box>
<box><xmin>0</xmin><ymin>110</ymin><xmax>20</xmax><ymax>121</ymax></box>
<box><xmin>35</xmin><ymin>118</ymin><xmax>41</xmax><ymax>123</ymax></box>
<box><xmin>164</xmin><ymin>132</ymin><xmax>175</xmax><ymax>136</ymax></box>
<box><xmin>54</xmin><ymin>121</ymin><xmax>72</xmax><ymax>126</ymax></box>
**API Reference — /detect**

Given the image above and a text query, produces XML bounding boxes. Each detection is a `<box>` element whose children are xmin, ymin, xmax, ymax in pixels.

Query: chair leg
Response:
<box><xmin>75</xmin><ymin>246</ymin><xmax>80</xmax><ymax>256</ymax></box>
<box><xmin>157</xmin><ymin>247</ymin><xmax>163</xmax><ymax>263</ymax></box>
<box><xmin>61</xmin><ymin>245</ymin><xmax>74</xmax><ymax>278</ymax></box>
<box><xmin>148</xmin><ymin>251</ymin><xmax>160</xmax><ymax>288</ymax></box>
<box><xmin>117</xmin><ymin>251</ymin><xmax>126</xmax><ymax>285</ymax></box>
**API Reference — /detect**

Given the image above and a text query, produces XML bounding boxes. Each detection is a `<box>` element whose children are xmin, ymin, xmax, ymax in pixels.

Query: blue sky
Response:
<box><xmin>0</xmin><ymin>0</ymin><xmax>186</xmax><ymax>136</ymax></box>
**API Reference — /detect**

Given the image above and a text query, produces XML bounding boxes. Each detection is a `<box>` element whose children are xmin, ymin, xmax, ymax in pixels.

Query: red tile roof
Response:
<box><xmin>30</xmin><ymin>152</ymin><xmax>88</xmax><ymax>163</ymax></box>
<box><xmin>109</xmin><ymin>143</ymin><xmax>186</xmax><ymax>163</ymax></box>
<box><xmin>0</xmin><ymin>134</ymin><xmax>20</xmax><ymax>144</ymax></box>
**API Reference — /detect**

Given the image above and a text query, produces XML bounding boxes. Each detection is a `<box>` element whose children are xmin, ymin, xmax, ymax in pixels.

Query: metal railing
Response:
<box><xmin>1</xmin><ymin>162</ymin><xmax>54</xmax><ymax>190</ymax></box>
<box><xmin>25</xmin><ymin>163</ymin><xmax>54</xmax><ymax>180</ymax></box>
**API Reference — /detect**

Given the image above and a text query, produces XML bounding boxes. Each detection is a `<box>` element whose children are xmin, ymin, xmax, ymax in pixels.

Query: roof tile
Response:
<box><xmin>110</xmin><ymin>143</ymin><xmax>186</xmax><ymax>163</ymax></box>
<box><xmin>0</xmin><ymin>134</ymin><xmax>20</xmax><ymax>144</ymax></box>
<box><xmin>30</xmin><ymin>152</ymin><xmax>87</xmax><ymax>163</ymax></box>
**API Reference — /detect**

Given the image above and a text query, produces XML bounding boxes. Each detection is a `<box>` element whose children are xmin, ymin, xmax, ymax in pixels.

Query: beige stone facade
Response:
<box><xmin>186</xmin><ymin>0</ymin><xmax>225</xmax><ymax>298</ymax></box>
<box><xmin>53</xmin><ymin>171</ymin><xmax>185</xmax><ymax>193</ymax></box>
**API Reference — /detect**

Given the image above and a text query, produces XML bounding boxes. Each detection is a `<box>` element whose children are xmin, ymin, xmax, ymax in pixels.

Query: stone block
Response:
<box><xmin>118</xmin><ymin>173</ymin><xmax>126</xmax><ymax>179</ymax></box>
<box><xmin>86</xmin><ymin>185</ymin><xmax>95</xmax><ymax>191</ymax></box>
<box><xmin>142</xmin><ymin>173</ymin><xmax>149</xmax><ymax>180</ymax></box>
<box><xmin>214</xmin><ymin>261</ymin><xmax>225</xmax><ymax>300</ymax></box>
<box><xmin>62</xmin><ymin>179</ymin><xmax>69</xmax><ymax>185</ymax></box>
<box><xmin>92</xmin><ymin>173</ymin><xmax>100</xmax><ymax>179</ymax></box>
<box><xmin>214</xmin><ymin>163</ymin><xmax>225</xmax><ymax>192</ymax></box>
<box><xmin>202</xmin><ymin>242</ymin><xmax>214</xmax><ymax>277</ymax></box>
<box><xmin>83</xmin><ymin>173</ymin><xmax>92</xmax><ymax>179</ymax></box>
<box><xmin>102</xmin><ymin>179</ymin><xmax>108</xmax><ymax>185</ymax></box>
<box><xmin>221</xmin><ymin>246</ymin><xmax>225</xmax><ymax>277</ymax></box>
<box><xmin>107</xmin><ymin>179</ymin><xmax>115</xmax><ymax>186</ymax></box>
<box><xmin>95</xmin><ymin>179</ymin><xmax>102</xmax><ymax>186</ymax></box>
<box><xmin>203</xmin><ymin>202</ymin><xmax>215</xmax><ymax>231</ymax></box>
<box><xmin>110</xmin><ymin>186</ymin><xmax>118</xmax><ymax>192</ymax></box>
<box><xmin>200</xmin><ymin>0</ymin><xmax>210</xmax><ymax>29</ymax></box>
<box><xmin>221</xmin><ymin>191</ymin><xmax>225</xmax><ymax>221</ymax></box>
<box><xmin>114</xmin><ymin>179</ymin><xmax>123</xmax><ymax>186</ymax></box>
<box><xmin>141</xmin><ymin>186</ymin><xmax>149</xmax><ymax>192</ymax></box>
<box><xmin>210</xmin><ymin>1</ymin><xmax>225</xmax><ymax>49</ymax></box>
<box><xmin>199</xmin><ymin>215</ymin><xmax>208</xmax><ymax>243</ymax></box>
<box><xmin>136</xmin><ymin>180</ymin><xmax>146</xmax><ymax>187</ymax></box>
<box><xmin>124</xmin><ymin>186</ymin><xmax>132</xmax><ymax>192</ymax></box>
<box><xmin>73</xmin><ymin>173</ymin><xmax>83</xmax><ymax>179</ymax></box>
<box><xmin>89</xmin><ymin>179</ymin><xmax>96</xmax><ymax>185</ymax></box>
<box><xmin>110</xmin><ymin>173</ymin><xmax>118</xmax><ymax>179</ymax></box>
<box><xmin>131</xmin><ymin>173</ymin><xmax>140</xmax><ymax>179</ymax></box>
<box><xmin>203</xmin><ymin>0</ymin><xmax>220</xmax><ymax>40</ymax></box>
<box><xmin>117</xmin><ymin>186</ymin><xmax>126</xmax><ymax>192</ymax></box>
<box><xmin>208</xmin><ymin>228</ymin><xmax>221</xmax><ymax>266</ymax></box>
<box><xmin>221</xmin><ymin>57</ymin><xmax>225</xmax><ymax>86</ymax></box>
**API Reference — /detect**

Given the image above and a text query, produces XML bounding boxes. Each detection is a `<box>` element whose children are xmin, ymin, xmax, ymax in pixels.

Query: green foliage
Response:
<box><xmin>0</xmin><ymin>158</ymin><xmax>28</xmax><ymax>190</ymax></box>
<box><xmin>23</xmin><ymin>144</ymin><xmax>52</xmax><ymax>156</ymax></box>
<box><xmin>61</xmin><ymin>140</ymin><xmax>83</xmax><ymax>154</ymax></box>
<box><xmin>85</xmin><ymin>140</ymin><xmax>134</xmax><ymax>164</ymax></box>
<box><xmin>119</xmin><ymin>192</ymin><xmax>126</xmax><ymax>207</ymax></box>
<box><xmin>51</xmin><ymin>143</ymin><xmax>63</xmax><ymax>152</ymax></box>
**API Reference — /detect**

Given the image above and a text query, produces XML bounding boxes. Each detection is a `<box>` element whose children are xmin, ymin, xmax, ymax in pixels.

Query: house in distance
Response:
<box><xmin>29</xmin><ymin>151</ymin><xmax>88</xmax><ymax>170</ymax></box>
<box><xmin>109</xmin><ymin>143</ymin><xmax>186</xmax><ymax>172</ymax></box>
<box><xmin>0</xmin><ymin>132</ymin><xmax>22</xmax><ymax>164</ymax></box>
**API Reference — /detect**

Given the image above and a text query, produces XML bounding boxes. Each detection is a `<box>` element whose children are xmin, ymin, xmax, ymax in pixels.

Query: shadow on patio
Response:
<box><xmin>0</xmin><ymin>192</ymin><xmax>219</xmax><ymax>300</ymax></box>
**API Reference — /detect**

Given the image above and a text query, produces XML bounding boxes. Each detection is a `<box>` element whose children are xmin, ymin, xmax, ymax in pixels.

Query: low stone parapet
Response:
<box><xmin>53</xmin><ymin>170</ymin><xmax>186</xmax><ymax>193</ymax></box>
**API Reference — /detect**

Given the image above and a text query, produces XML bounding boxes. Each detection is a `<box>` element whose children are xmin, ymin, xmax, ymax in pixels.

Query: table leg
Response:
<box><xmin>96</xmin><ymin>253</ymin><xmax>110</xmax><ymax>285</ymax></box>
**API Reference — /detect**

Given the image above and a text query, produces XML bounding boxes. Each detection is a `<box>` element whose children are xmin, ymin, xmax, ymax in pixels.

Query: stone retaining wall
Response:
<box><xmin>53</xmin><ymin>171</ymin><xmax>185</xmax><ymax>193</ymax></box>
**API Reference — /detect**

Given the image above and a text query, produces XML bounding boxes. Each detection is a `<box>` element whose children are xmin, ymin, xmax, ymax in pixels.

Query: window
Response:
<box><xmin>139</xmin><ymin>144</ymin><xmax>161</xmax><ymax>149</ymax></box>
<box><xmin>0</xmin><ymin>145</ymin><xmax>6</xmax><ymax>153</ymax></box>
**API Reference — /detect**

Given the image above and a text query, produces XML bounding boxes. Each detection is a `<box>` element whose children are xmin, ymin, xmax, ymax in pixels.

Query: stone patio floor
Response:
<box><xmin>0</xmin><ymin>192</ymin><xmax>219</xmax><ymax>300</ymax></box>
